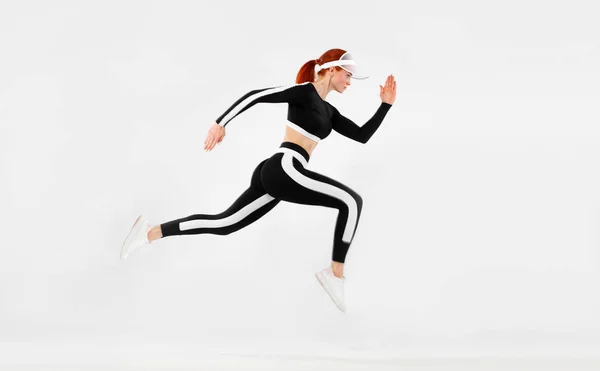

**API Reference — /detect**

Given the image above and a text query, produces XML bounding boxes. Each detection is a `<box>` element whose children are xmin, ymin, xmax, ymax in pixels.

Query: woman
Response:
<box><xmin>121</xmin><ymin>48</ymin><xmax>396</xmax><ymax>312</ymax></box>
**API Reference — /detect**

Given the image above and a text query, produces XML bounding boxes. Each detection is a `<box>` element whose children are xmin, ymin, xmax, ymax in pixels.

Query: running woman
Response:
<box><xmin>121</xmin><ymin>48</ymin><xmax>397</xmax><ymax>312</ymax></box>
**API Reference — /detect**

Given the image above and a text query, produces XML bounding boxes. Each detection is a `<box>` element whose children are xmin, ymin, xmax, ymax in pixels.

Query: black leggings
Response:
<box><xmin>160</xmin><ymin>142</ymin><xmax>363</xmax><ymax>263</ymax></box>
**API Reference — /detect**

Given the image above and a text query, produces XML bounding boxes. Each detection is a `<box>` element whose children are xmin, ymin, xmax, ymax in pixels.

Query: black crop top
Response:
<box><xmin>215</xmin><ymin>81</ymin><xmax>392</xmax><ymax>143</ymax></box>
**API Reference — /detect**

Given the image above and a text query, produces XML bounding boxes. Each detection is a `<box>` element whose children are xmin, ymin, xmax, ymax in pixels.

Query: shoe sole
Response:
<box><xmin>315</xmin><ymin>271</ymin><xmax>346</xmax><ymax>313</ymax></box>
<box><xmin>121</xmin><ymin>215</ymin><xmax>145</xmax><ymax>260</ymax></box>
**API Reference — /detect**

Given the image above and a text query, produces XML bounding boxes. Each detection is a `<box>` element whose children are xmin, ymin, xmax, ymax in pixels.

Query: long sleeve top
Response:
<box><xmin>215</xmin><ymin>81</ymin><xmax>392</xmax><ymax>144</ymax></box>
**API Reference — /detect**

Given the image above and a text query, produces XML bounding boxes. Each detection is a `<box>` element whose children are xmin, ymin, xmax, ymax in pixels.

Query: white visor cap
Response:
<box><xmin>314</xmin><ymin>52</ymin><xmax>369</xmax><ymax>80</ymax></box>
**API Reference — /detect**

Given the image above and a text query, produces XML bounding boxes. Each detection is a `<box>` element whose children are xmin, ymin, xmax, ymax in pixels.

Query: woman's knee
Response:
<box><xmin>349</xmin><ymin>189</ymin><xmax>363</xmax><ymax>212</ymax></box>
<box><xmin>355</xmin><ymin>193</ymin><xmax>363</xmax><ymax>210</ymax></box>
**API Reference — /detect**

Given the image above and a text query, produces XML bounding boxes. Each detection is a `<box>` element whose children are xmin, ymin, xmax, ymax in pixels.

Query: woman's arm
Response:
<box><xmin>330</xmin><ymin>102</ymin><xmax>392</xmax><ymax>144</ymax></box>
<box><xmin>330</xmin><ymin>74</ymin><xmax>396</xmax><ymax>144</ymax></box>
<box><xmin>216</xmin><ymin>83</ymin><xmax>306</xmax><ymax>128</ymax></box>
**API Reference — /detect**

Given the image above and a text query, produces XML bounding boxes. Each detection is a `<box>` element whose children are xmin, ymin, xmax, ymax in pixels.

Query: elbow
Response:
<box><xmin>356</xmin><ymin>130</ymin><xmax>369</xmax><ymax>144</ymax></box>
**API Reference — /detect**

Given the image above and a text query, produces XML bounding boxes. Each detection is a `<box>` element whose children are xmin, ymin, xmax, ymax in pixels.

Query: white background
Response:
<box><xmin>1</xmin><ymin>0</ymin><xmax>599</xmax><ymax>369</ymax></box>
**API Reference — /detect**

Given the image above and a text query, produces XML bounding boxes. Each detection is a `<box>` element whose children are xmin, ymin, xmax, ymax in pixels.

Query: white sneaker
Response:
<box><xmin>121</xmin><ymin>215</ymin><xmax>151</xmax><ymax>260</ymax></box>
<box><xmin>315</xmin><ymin>266</ymin><xmax>346</xmax><ymax>312</ymax></box>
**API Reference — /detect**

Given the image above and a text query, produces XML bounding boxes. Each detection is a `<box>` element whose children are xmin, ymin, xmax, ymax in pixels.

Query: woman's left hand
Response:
<box><xmin>380</xmin><ymin>74</ymin><xmax>396</xmax><ymax>105</ymax></box>
<box><xmin>204</xmin><ymin>122</ymin><xmax>226</xmax><ymax>152</ymax></box>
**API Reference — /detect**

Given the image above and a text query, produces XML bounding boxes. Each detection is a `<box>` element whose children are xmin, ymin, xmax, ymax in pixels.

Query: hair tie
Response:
<box><xmin>314</xmin><ymin>59</ymin><xmax>322</xmax><ymax>73</ymax></box>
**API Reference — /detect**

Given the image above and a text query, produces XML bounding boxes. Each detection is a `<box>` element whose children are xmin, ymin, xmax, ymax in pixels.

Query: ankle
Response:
<box><xmin>331</xmin><ymin>262</ymin><xmax>344</xmax><ymax>278</ymax></box>
<box><xmin>147</xmin><ymin>225</ymin><xmax>163</xmax><ymax>243</ymax></box>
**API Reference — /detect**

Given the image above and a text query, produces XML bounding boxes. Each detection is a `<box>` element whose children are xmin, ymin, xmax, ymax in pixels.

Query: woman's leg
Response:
<box><xmin>156</xmin><ymin>158</ymin><xmax>280</xmax><ymax>239</ymax></box>
<box><xmin>262</xmin><ymin>144</ymin><xmax>364</xmax><ymax>277</ymax></box>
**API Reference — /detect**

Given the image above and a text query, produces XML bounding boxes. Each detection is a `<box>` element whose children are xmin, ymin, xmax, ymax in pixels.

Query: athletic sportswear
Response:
<box><xmin>316</xmin><ymin>266</ymin><xmax>346</xmax><ymax>312</ymax></box>
<box><xmin>159</xmin><ymin>83</ymin><xmax>393</xmax><ymax>263</ymax></box>
<box><xmin>215</xmin><ymin>82</ymin><xmax>392</xmax><ymax>143</ymax></box>
<box><xmin>121</xmin><ymin>215</ymin><xmax>151</xmax><ymax>260</ymax></box>
<box><xmin>160</xmin><ymin>142</ymin><xmax>364</xmax><ymax>263</ymax></box>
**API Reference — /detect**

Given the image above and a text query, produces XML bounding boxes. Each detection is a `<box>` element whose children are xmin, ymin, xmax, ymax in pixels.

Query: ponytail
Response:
<box><xmin>295</xmin><ymin>59</ymin><xmax>319</xmax><ymax>84</ymax></box>
<box><xmin>295</xmin><ymin>49</ymin><xmax>347</xmax><ymax>84</ymax></box>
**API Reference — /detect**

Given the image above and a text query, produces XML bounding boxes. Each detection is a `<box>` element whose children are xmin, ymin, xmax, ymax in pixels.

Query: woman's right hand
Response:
<box><xmin>204</xmin><ymin>122</ymin><xmax>226</xmax><ymax>152</ymax></box>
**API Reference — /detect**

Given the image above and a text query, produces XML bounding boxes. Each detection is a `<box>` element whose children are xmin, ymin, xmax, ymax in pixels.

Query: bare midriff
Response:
<box><xmin>283</xmin><ymin>126</ymin><xmax>318</xmax><ymax>157</ymax></box>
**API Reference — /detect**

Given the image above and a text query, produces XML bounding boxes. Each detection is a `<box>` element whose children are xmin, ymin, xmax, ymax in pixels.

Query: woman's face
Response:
<box><xmin>330</xmin><ymin>67</ymin><xmax>352</xmax><ymax>93</ymax></box>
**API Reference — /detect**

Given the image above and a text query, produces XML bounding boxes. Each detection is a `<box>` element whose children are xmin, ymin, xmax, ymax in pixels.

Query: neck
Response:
<box><xmin>311</xmin><ymin>80</ymin><xmax>332</xmax><ymax>100</ymax></box>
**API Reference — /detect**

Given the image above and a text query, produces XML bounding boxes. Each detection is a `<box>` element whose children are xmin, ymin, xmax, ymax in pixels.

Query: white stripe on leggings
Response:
<box><xmin>179</xmin><ymin>193</ymin><xmax>275</xmax><ymax>231</ymax></box>
<box><xmin>276</xmin><ymin>147</ymin><xmax>308</xmax><ymax>167</ymax></box>
<box><xmin>280</xmin><ymin>152</ymin><xmax>358</xmax><ymax>242</ymax></box>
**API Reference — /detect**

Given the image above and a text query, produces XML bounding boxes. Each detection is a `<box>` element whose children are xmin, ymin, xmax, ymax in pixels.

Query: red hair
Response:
<box><xmin>295</xmin><ymin>48</ymin><xmax>347</xmax><ymax>84</ymax></box>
